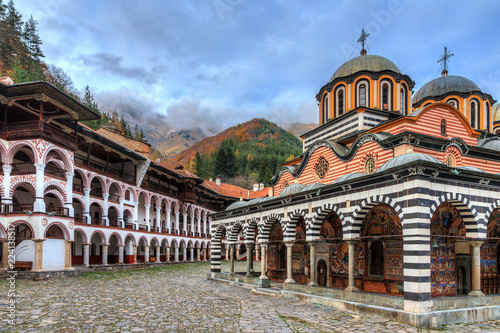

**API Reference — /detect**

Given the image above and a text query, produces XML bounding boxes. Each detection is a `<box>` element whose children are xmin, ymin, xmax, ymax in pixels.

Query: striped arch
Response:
<box><xmin>138</xmin><ymin>236</ymin><xmax>148</xmax><ymax>246</ymax></box>
<box><xmin>74</xmin><ymin>228</ymin><xmax>88</xmax><ymax>243</ymax></box>
<box><xmin>187</xmin><ymin>240</ymin><xmax>193</xmax><ymax>248</ymax></box>
<box><xmin>46</xmin><ymin>158</ymin><xmax>64</xmax><ymax>169</ymax></box>
<box><xmin>308</xmin><ymin>203</ymin><xmax>346</xmax><ymax>240</ymax></box>
<box><xmin>211</xmin><ymin>224</ymin><xmax>227</xmax><ymax>273</ymax></box>
<box><xmin>44</xmin><ymin>181</ymin><xmax>68</xmax><ymax>201</ymax></box>
<box><xmin>258</xmin><ymin>213</ymin><xmax>282</xmax><ymax>243</ymax></box>
<box><xmin>72</xmin><ymin>196</ymin><xmax>86</xmax><ymax>212</ymax></box>
<box><xmin>44</xmin><ymin>189</ymin><xmax>65</xmax><ymax>206</ymax></box>
<box><xmin>107</xmin><ymin>181</ymin><xmax>123</xmax><ymax>197</ymax></box>
<box><xmin>0</xmin><ymin>180</ymin><xmax>5</xmax><ymax>199</ymax></box>
<box><xmin>194</xmin><ymin>240</ymin><xmax>200</xmax><ymax>248</ymax></box>
<box><xmin>89</xmin><ymin>230</ymin><xmax>107</xmax><ymax>244</ymax></box>
<box><xmin>170</xmin><ymin>200</ymin><xmax>180</xmax><ymax>214</ymax></box>
<box><xmin>6</xmin><ymin>140</ymin><xmax>38</xmax><ymax>164</ymax></box>
<box><xmin>161</xmin><ymin>238</ymin><xmax>169</xmax><ymax>248</ymax></box>
<box><xmin>284</xmin><ymin>208</ymin><xmax>308</xmax><ymax>242</ymax></box>
<box><xmin>89</xmin><ymin>199</ymin><xmax>105</xmax><ymax>215</ymax></box>
<box><xmin>179</xmin><ymin>239</ymin><xmax>186</xmax><ymax>248</ymax></box>
<box><xmin>200</xmin><ymin>241</ymin><xmax>206</xmax><ymax>248</ymax></box>
<box><xmin>348</xmin><ymin>195</ymin><xmax>403</xmax><ymax>237</ymax></box>
<box><xmin>170</xmin><ymin>238</ymin><xmax>178</xmax><ymax>248</ymax></box>
<box><xmin>485</xmin><ymin>199</ymin><xmax>500</xmax><ymax>222</ymax></box>
<box><xmin>150</xmin><ymin>237</ymin><xmax>160</xmax><ymax>247</ymax></box>
<box><xmin>123</xmin><ymin>186</ymin><xmax>138</xmax><ymax>202</ymax></box>
<box><xmin>9</xmin><ymin>177</ymin><xmax>36</xmax><ymax>197</ymax></box>
<box><xmin>42</xmin><ymin>146</ymin><xmax>73</xmax><ymax>172</ymax></box>
<box><xmin>244</xmin><ymin>217</ymin><xmax>259</xmax><ymax>243</ymax></box>
<box><xmin>108</xmin><ymin>232</ymin><xmax>123</xmax><ymax>245</ymax></box>
<box><xmin>0</xmin><ymin>140</ymin><xmax>8</xmax><ymax>164</ymax></box>
<box><xmin>430</xmin><ymin>193</ymin><xmax>479</xmax><ymax>235</ymax></box>
<box><xmin>88</xmin><ymin>174</ymin><xmax>106</xmax><ymax>192</ymax></box>
<box><xmin>44</xmin><ymin>222</ymin><xmax>70</xmax><ymax>240</ymax></box>
<box><xmin>150</xmin><ymin>194</ymin><xmax>161</xmax><ymax>208</ymax></box>
<box><xmin>73</xmin><ymin>168</ymin><xmax>88</xmax><ymax>188</ymax></box>
<box><xmin>228</xmin><ymin>221</ymin><xmax>243</xmax><ymax>244</ymax></box>
<box><xmin>137</xmin><ymin>190</ymin><xmax>151</xmax><ymax>206</ymax></box>
<box><xmin>124</xmin><ymin>233</ymin><xmax>136</xmax><ymax>246</ymax></box>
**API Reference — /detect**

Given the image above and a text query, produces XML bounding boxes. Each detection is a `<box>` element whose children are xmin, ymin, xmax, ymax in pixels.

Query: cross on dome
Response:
<box><xmin>438</xmin><ymin>46</ymin><xmax>454</xmax><ymax>76</ymax></box>
<box><xmin>358</xmin><ymin>29</ymin><xmax>370</xmax><ymax>56</ymax></box>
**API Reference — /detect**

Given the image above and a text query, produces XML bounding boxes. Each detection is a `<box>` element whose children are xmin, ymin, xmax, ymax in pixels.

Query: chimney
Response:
<box><xmin>259</xmin><ymin>183</ymin><xmax>264</xmax><ymax>191</ymax></box>
<box><xmin>209</xmin><ymin>178</ymin><xmax>213</xmax><ymax>182</ymax></box>
<box><xmin>253</xmin><ymin>184</ymin><xmax>259</xmax><ymax>192</ymax></box>
<box><xmin>216</xmin><ymin>178</ymin><xmax>221</xmax><ymax>186</ymax></box>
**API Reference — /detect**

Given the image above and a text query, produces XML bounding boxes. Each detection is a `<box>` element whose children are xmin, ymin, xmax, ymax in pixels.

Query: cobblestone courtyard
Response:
<box><xmin>1</xmin><ymin>262</ymin><xmax>500</xmax><ymax>332</ymax></box>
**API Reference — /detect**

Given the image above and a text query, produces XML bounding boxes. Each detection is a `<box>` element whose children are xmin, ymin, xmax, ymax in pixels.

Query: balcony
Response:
<box><xmin>0</xmin><ymin>121</ymin><xmax>76</xmax><ymax>149</ymax></box>
<box><xmin>178</xmin><ymin>191</ymin><xmax>195</xmax><ymax>202</ymax></box>
<box><xmin>89</xmin><ymin>188</ymin><xmax>103</xmax><ymax>198</ymax></box>
<box><xmin>11</xmin><ymin>163</ymin><xmax>36</xmax><ymax>175</ymax></box>
<box><xmin>45</xmin><ymin>164</ymin><xmax>66</xmax><ymax>179</ymax></box>
<box><xmin>46</xmin><ymin>205</ymin><xmax>70</xmax><ymax>216</ymax></box>
<box><xmin>90</xmin><ymin>218</ymin><xmax>106</xmax><ymax>226</ymax></box>
<box><xmin>75</xmin><ymin>155</ymin><xmax>136</xmax><ymax>184</ymax></box>
<box><xmin>108</xmin><ymin>194</ymin><xmax>120</xmax><ymax>203</ymax></box>
<box><xmin>108</xmin><ymin>219</ymin><xmax>121</xmax><ymax>227</ymax></box>
<box><xmin>73</xmin><ymin>184</ymin><xmax>84</xmax><ymax>194</ymax></box>
<box><xmin>0</xmin><ymin>203</ymin><xmax>34</xmax><ymax>214</ymax></box>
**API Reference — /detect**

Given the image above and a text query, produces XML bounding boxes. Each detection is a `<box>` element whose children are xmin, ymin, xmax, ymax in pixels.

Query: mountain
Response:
<box><xmin>144</xmin><ymin>126</ymin><xmax>205</xmax><ymax>159</ymax></box>
<box><xmin>284</xmin><ymin>122</ymin><xmax>318</xmax><ymax>138</ymax></box>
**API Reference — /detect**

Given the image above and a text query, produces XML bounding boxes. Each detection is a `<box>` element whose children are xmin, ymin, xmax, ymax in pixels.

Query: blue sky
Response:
<box><xmin>14</xmin><ymin>0</ymin><xmax>500</xmax><ymax>134</ymax></box>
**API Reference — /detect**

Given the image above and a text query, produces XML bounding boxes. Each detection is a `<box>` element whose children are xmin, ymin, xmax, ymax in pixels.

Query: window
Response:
<box><xmin>400</xmin><ymin>87</ymin><xmax>407</xmax><ymax>115</ymax></box>
<box><xmin>446</xmin><ymin>154</ymin><xmax>455</xmax><ymax>167</ymax></box>
<box><xmin>315</xmin><ymin>157</ymin><xmax>329</xmax><ymax>179</ymax></box>
<box><xmin>358</xmin><ymin>83</ymin><xmax>367</xmax><ymax>107</ymax></box>
<box><xmin>470</xmin><ymin>100</ymin><xmax>479</xmax><ymax>129</ymax></box>
<box><xmin>441</xmin><ymin>119</ymin><xmax>447</xmax><ymax>136</ymax></box>
<box><xmin>323</xmin><ymin>94</ymin><xmax>329</xmax><ymax>123</ymax></box>
<box><xmin>364</xmin><ymin>156</ymin><xmax>376</xmax><ymax>174</ymax></box>
<box><xmin>447</xmin><ymin>99</ymin><xmax>458</xmax><ymax>110</ymax></box>
<box><xmin>337</xmin><ymin>89</ymin><xmax>345</xmax><ymax>115</ymax></box>
<box><xmin>369</xmin><ymin>241</ymin><xmax>384</xmax><ymax>276</ymax></box>
<box><xmin>382</xmin><ymin>83</ymin><xmax>389</xmax><ymax>110</ymax></box>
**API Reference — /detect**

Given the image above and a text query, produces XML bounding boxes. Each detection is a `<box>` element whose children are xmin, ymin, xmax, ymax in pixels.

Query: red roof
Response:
<box><xmin>248</xmin><ymin>188</ymin><xmax>268</xmax><ymax>199</ymax></box>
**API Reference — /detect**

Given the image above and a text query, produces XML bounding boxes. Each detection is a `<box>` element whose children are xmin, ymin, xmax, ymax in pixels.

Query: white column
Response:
<box><xmin>174</xmin><ymin>247</ymin><xmax>179</xmax><ymax>262</ymax></box>
<box><xmin>2</xmin><ymin>165</ymin><xmax>13</xmax><ymax>207</ymax></box>
<box><xmin>118</xmin><ymin>198</ymin><xmax>125</xmax><ymax>228</ymax></box>
<box><xmin>175</xmin><ymin>212</ymin><xmax>180</xmax><ymax>233</ymax></box>
<box><xmin>156</xmin><ymin>207</ymin><xmax>161</xmax><ymax>232</ymax></box>
<box><xmin>156</xmin><ymin>246</ymin><xmax>161</xmax><ymax>262</ymax></box>
<box><xmin>34</xmin><ymin>163</ymin><xmax>46</xmax><ymax>212</ymax></box>
<box><xmin>102</xmin><ymin>244</ymin><xmax>108</xmax><ymax>265</ymax></box>
<box><xmin>83</xmin><ymin>243</ymin><xmax>90</xmax><ymax>266</ymax></box>
<box><xmin>84</xmin><ymin>188</ymin><xmax>91</xmax><ymax>224</ymax></box>
<box><xmin>182</xmin><ymin>247</ymin><xmax>187</xmax><ymax>261</ymax></box>
<box><xmin>190</xmin><ymin>248</ymin><xmax>194</xmax><ymax>261</ymax></box>
<box><xmin>102</xmin><ymin>193</ymin><xmax>109</xmax><ymax>226</ymax></box>
<box><xmin>118</xmin><ymin>245</ymin><xmax>124</xmax><ymax>264</ymax></box>
<box><xmin>144</xmin><ymin>205</ymin><xmax>151</xmax><ymax>231</ymax></box>
<box><xmin>259</xmin><ymin>243</ymin><xmax>268</xmax><ymax>280</ymax></box>
<box><xmin>469</xmin><ymin>241</ymin><xmax>485</xmax><ymax>297</ymax></box>
<box><xmin>183</xmin><ymin>212</ymin><xmax>188</xmax><ymax>235</ymax></box>
<box><xmin>308</xmin><ymin>241</ymin><xmax>317</xmax><ymax>286</ymax></box>
<box><xmin>347</xmin><ymin>83</ymin><xmax>352</xmax><ymax>110</ymax></box>
<box><xmin>285</xmin><ymin>242</ymin><xmax>295</xmax><ymax>284</ymax></box>
<box><xmin>203</xmin><ymin>216</ymin><xmax>208</xmax><ymax>237</ymax></box>
<box><xmin>144</xmin><ymin>245</ymin><xmax>150</xmax><ymax>262</ymax></box>
<box><xmin>65</xmin><ymin>172</ymin><xmax>74</xmax><ymax>217</ymax></box>
<box><xmin>346</xmin><ymin>240</ymin><xmax>359</xmax><ymax>292</ymax></box>
<box><xmin>197</xmin><ymin>215</ymin><xmax>201</xmax><ymax>236</ymax></box>
<box><xmin>191</xmin><ymin>214</ymin><xmax>195</xmax><ymax>236</ymax></box>
<box><xmin>133</xmin><ymin>202</ymin><xmax>139</xmax><ymax>230</ymax></box>
<box><xmin>396</xmin><ymin>82</ymin><xmax>401</xmax><ymax>111</ymax></box>
<box><xmin>166</xmin><ymin>209</ymin><xmax>171</xmax><ymax>233</ymax></box>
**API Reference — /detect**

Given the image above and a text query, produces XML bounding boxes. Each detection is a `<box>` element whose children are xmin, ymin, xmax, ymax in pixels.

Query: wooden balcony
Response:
<box><xmin>0</xmin><ymin>121</ymin><xmax>76</xmax><ymax>150</ymax></box>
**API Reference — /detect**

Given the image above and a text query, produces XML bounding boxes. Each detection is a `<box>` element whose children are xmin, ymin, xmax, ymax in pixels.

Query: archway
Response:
<box><xmin>108</xmin><ymin>234</ymin><xmax>121</xmax><ymax>264</ymax></box>
<box><xmin>317</xmin><ymin>259</ymin><xmax>327</xmax><ymax>287</ymax></box>
<box><xmin>291</xmin><ymin>217</ymin><xmax>310</xmax><ymax>284</ymax></box>
<box><xmin>72</xmin><ymin>229</ymin><xmax>86</xmax><ymax>265</ymax></box>
<box><xmin>44</xmin><ymin>224</ymin><xmax>66</xmax><ymax>270</ymax></box>
<box><xmin>13</xmin><ymin>222</ymin><xmax>34</xmax><ymax>270</ymax></box>
<box><xmin>124</xmin><ymin>235</ymin><xmax>135</xmax><ymax>264</ymax></box>
<box><xmin>90</xmin><ymin>232</ymin><xmax>105</xmax><ymax>264</ymax></box>
<box><xmin>267</xmin><ymin>220</ymin><xmax>286</xmax><ymax>281</ymax></box>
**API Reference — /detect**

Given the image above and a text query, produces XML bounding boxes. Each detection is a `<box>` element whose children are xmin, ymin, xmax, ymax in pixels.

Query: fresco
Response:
<box><xmin>385</xmin><ymin>241</ymin><xmax>403</xmax><ymax>281</ymax></box>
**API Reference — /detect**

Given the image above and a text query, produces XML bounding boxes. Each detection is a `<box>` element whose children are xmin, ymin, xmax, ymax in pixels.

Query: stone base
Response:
<box><xmin>10</xmin><ymin>269</ymin><xmax>82</xmax><ymax>280</ymax></box>
<box><xmin>209</xmin><ymin>272</ymin><xmax>271</xmax><ymax>288</ymax></box>
<box><xmin>345</xmin><ymin>285</ymin><xmax>359</xmax><ymax>292</ymax></box>
<box><xmin>284</xmin><ymin>279</ymin><xmax>295</xmax><ymax>284</ymax></box>
<box><xmin>468</xmin><ymin>290</ymin><xmax>485</xmax><ymax>297</ymax></box>
<box><xmin>307</xmin><ymin>282</ymin><xmax>318</xmax><ymax>286</ymax></box>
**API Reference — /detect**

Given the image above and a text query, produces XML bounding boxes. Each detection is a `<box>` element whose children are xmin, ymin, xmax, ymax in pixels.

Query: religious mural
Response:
<box><xmin>267</xmin><ymin>220</ymin><xmax>286</xmax><ymax>280</ymax></box>
<box><xmin>481</xmin><ymin>208</ymin><xmax>500</xmax><ymax>294</ymax></box>
<box><xmin>430</xmin><ymin>202</ymin><xmax>465</xmax><ymax>297</ymax></box>
<box><xmin>292</xmin><ymin>218</ymin><xmax>310</xmax><ymax>284</ymax></box>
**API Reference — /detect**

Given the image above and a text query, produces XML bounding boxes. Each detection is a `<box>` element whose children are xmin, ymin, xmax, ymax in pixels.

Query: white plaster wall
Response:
<box><xmin>43</xmin><ymin>239</ymin><xmax>65</xmax><ymax>270</ymax></box>
<box><xmin>15</xmin><ymin>240</ymin><xmax>35</xmax><ymax>269</ymax></box>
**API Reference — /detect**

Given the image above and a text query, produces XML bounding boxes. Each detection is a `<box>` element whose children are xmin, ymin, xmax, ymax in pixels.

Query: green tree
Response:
<box><xmin>45</xmin><ymin>64</ymin><xmax>78</xmax><ymax>96</ymax></box>
<box><xmin>23</xmin><ymin>16</ymin><xmax>43</xmax><ymax>62</ymax></box>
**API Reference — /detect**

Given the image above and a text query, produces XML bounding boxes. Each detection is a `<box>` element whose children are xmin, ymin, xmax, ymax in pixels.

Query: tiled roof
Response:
<box><xmin>248</xmin><ymin>188</ymin><xmax>268</xmax><ymax>199</ymax></box>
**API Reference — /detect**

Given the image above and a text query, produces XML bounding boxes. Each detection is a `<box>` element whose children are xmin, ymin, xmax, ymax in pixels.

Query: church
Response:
<box><xmin>209</xmin><ymin>36</ymin><xmax>500</xmax><ymax>327</ymax></box>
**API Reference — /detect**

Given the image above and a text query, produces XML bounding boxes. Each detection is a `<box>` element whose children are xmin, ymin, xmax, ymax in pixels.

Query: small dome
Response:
<box><xmin>301</xmin><ymin>183</ymin><xmax>326</xmax><ymax>192</ymax></box>
<box><xmin>377</xmin><ymin>153</ymin><xmax>443</xmax><ymax>172</ymax></box>
<box><xmin>456</xmin><ymin>166</ymin><xmax>487</xmax><ymax>173</ymax></box>
<box><xmin>412</xmin><ymin>75</ymin><xmax>481</xmax><ymax>105</ymax></box>
<box><xmin>479</xmin><ymin>137</ymin><xmax>500</xmax><ymax>151</ymax></box>
<box><xmin>333</xmin><ymin>172</ymin><xmax>368</xmax><ymax>184</ymax></box>
<box><xmin>279</xmin><ymin>183</ymin><xmax>306</xmax><ymax>197</ymax></box>
<box><xmin>225</xmin><ymin>200</ymin><xmax>248</xmax><ymax>211</ymax></box>
<box><xmin>247</xmin><ymin>197</ymin><xmax>268</xmax><ymax>205</ymax></box>
<box><xmin>330</xmin><ymin>55</ymin><xmax>401</xmax><ymax>82</ymax></box>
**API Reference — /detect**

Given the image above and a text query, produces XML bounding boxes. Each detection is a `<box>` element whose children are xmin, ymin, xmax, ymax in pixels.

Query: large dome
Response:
<box><xmin>330</xmin><ymin>55</ymin><xmax>401</xmax><ymax>82</ymax></box>
<box><xmin>412</xmin><ymin>75</ymin><xmax>481</xmax><ymax>105</ymax></box>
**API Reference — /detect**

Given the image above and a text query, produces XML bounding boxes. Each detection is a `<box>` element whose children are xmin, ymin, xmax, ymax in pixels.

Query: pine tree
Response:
<box><xmin>23</xmin><ymin>16</ymin><xmax>43</xmax><ymax>62</ymax></box>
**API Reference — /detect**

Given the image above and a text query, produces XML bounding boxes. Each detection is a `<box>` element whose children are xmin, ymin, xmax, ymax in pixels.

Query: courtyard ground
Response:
<box><xmin>0</xmin><ymin>261</ymin><xmax>499</xmax><ymax>332</ymax></box>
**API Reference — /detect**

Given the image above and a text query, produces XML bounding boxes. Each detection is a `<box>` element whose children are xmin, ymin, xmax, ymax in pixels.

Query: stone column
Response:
<box><xmin>191</xmin><ymin>214</ymin><xmax>195</xmax><ymax>236</ymax></box>
<box><xmin>83</xmin><ymin>188</ymin><xmax>91</xmax><ymax>224</ymax></box>
<box><xmin>133</xmin><ymin>202</ymin><xmax>139</xmax><ymax>230</ymax></box>
<box><xmin>118</xmin><ymin>198</ymin><xmax>125</xmax><ymax>227</ymax></box>
<box><xmin>2</xmin><ymin>166</ymin><xmax>12</xmax><ymax>207</ymax></box>
<box><xmin>1</xmin><ymin>240</ymin><xmax>9</xmax><ymax>269</ymax></box>
<box><xmin>118</xmin><ymin>245</ymin><xmax>124</xmax><ymax>264</ymax></box>
<box><xmin>246</xmin><ymin>244</ymin><xmax>254</xmax><ymax>276</ymax></box>
<box><xmin>133</xmin><ymin>245</ymin><xmax>138</xmax><ymax>264</ymax></box>
<box><xmin>183</xmin><ymin>247</ymin><xmax>187</xmax><ymax>261</ymax></box>
<box><xmin>102</xmin><ymin>193</ymin><xmax>109</xmax><ymax>226</ymax></box>
<box><xmin>64</xmin><ymin>240</ymin><xmax>74</xmax><ymax>270</ymax></box>
<box><xmin>34</xmin><ymin>164</ymin><xmax>46</xmax><ymax>213</ymax></box>
<box><xmin>285</xmin><ymin>242</ymin><xmax>295</xmax><ymax>284</ymax></box>
<box><xmin>83</xmin><ymin>243</ymin><xmax>90</xmax><ymax>266</ymax></box>
<box><xmin>255</xmin><ymin>245</ymin><xmax>260</xmax><ymax>261</ymax></box>
<box><xmin>346</xmin><ymin>240</ymin><xmax>359</xmax><ymax>292</ymax></box>
<box><xmin>102</xmin><ymin>244</ymin><xmax>108</xmax><ymax>265</ymax></box>
<box><xmin>190</xmin><ymin>248</ymin><xmax>194</xmax><ymax>261</ymax></box>
<box><xmin>166</xmin><ymin>247</ymin><xmax>171</xmax><ymax>262</ymax></box>
<box><xmin>225</xmin><ymin>245</ymin><xmax>229</xmax><ymax>260</ymax></box>
<box><xmin>197</xmin><ymin>248</ymin><xmax>201</xmax><ymax>261</ymax></box>
<box><xmin>144</xmin><ymin>245</ymin><xmax>150</xmax><ymax>263</ymax></box>
<box><xmin>156</xmin><ymin>208</ymin><xmax>161</xmax><ymax>232</ymax></box>
<box><xmin>166</xmin><ymin>209</ymin><xmax>171</xmax><ymax>233</ymax></box>
<box><xmin>229</xmin><ymin>244</ymin><xmax>235</xmax><ymax>274</ymax></box>
<box><xmin>32</xmin><ymin>239</ymin><xmax>45</xmax><ymax>271</ymax></box>
<box><xmin>308</xmin><ymin>241</ymin><xmax>318</xmax><ymax>286</ymax></box>
<box><xmin>469</xmin><ymin>241</ymin><xmax>485</xmax><ymax>297</ymax></box>
<box><xmin>203</xmin><ymin>248</ymin><xmax>207</xmax><ymax>261</ymax></box>
<box><xmin>65</xmin><ymin>173</ymin><xmax>74</xmax><ymax>217</ymax></box>
<box><xmin>197</xmin><ymin>216</ymin><xmax>201</xmax><ymax>236</ymax></box>
<box><xmin>236</xmin><ymin>245</ymin><xmax>240</xmax><ymax>259</ymax></box>
<box><xmin>144</xmin><ymin>205</ymin><xmax>151</xmax><ymax>231</ymax></box>
<box><xmin>175</xmin><ymin>212</ymin><xmax>180</xmax><ymax>233</ymax></box>
<box><xmin>156</xmin><ymin>246</ymin><xmax>161</xmax><ymax>262</ymax></box>
<box><xmin>182</xmin><ymin>212</ymin><xmax>188</xmax><ymax>235</ymax></box>
<box><xmin>259</xmin><ymin>243</ymin><xmax>268</xmax><ymax>280</ymax></box>
<box><xmin>174</xmin><ymin>246</ymin><xmax>179</xmax><ymax>262</ymax></box>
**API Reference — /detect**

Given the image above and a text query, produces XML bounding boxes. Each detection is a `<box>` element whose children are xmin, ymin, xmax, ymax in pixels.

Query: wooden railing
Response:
<box><xmin>0</xmin><ymin>203</ymin><xmax>34</xmax><ymax>214</ymax></box>
<box><xmin>11</xmin><ymin>163</ymin><xmax>36</xmax><ymax>175</ymax></box>
<box><xmin>75</xmin><ymin>155</ymin><xmax>136</xmax><ymax>183</ymax></box>
<box><xmin>45</xmin><ymin>164</ymin><xmax>66</xmax><ymax>179</ymax></box>
<box><xmin>90</xmin><ymin>188</ymin><xmax>103</xmax><ymax>198</ymax></box>
<box><xmin>108</xmin><ymin>219</ymin><xmax>120</xmax><ymax>227</ymax></box>
<box><xmin>108</xmin><ymin>194</ymin><xmax>120</xmax><ymax>202</ymax></box>
<box><xmin>73</xmin><ymin>183</ymin><xmax>84</xmax><ymax>194</ymax></box>
<box><xmin>91</xmin><ymin>218</ymin><xmax>106</xmax><ymax>226</ymax></box>
<box><xmin>46</xmin><ymin>205</ymin><xmax>70</xmax><ymax>216</ymax></box>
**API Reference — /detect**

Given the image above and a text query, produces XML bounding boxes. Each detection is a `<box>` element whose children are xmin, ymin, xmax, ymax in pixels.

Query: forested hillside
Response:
<box><xmin>167</xmin><ymin>118</ymin><xmax>303</xmax><ymax>187</ymax></box>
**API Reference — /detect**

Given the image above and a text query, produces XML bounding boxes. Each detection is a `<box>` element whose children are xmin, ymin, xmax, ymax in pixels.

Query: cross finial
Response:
<box><xmin>438</xmin><ymin>46</ymin><xmax>454</xmax><ymax>76</ymax></box>
<box><xmin>358</xmin><ymin>28</ymin><xmax>370</xmax><ymax>55</ymax></box>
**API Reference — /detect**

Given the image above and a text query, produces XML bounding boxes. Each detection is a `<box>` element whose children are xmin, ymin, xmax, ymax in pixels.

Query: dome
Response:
<box><xmin>412</xmin><ymin>75</ymin><xmax>481</xmax><ymax>105</ymax></box>
<box><xmin>301</xmin><ymin>183</ymin><xmax>326</xmax><ymax>192</ymax></box>
<box><xmin>479</xmin><ymin>137</ymin><xmax>500</xmax><ymax>151</ymax></box>
<box><xmin>333</xmin><ymin>173</ymin><xmax>368</xmax><ymax>184</ymax></box>
<box><xmin>330</xmin><ymin>55</ymin><xmax>401</xmax><ymax>82</ymax></box>
<box><xmin>225</xmin><ymin>200</ymin><xmax>248</xmax><ymax>211</ymax></box>
<box><xmin>279</xmin><ymin>183</ymin><xmax>306</xmax><ymax>197</ymax></box>
<box><xmin>377</xmin><ymin>153</ymin><xmax>443</xmax><ymax>172</ymax></box>
<box><xmin>247</xmin><ymin>197</ymin><xmax>268</xmax><ymax>205</ymax></box>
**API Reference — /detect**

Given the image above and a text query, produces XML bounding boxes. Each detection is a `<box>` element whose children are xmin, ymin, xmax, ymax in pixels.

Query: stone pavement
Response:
<box><xmin>0</xmin><ymin>261</ymin><xmax>499</xmax><ymax>332</ymax></box>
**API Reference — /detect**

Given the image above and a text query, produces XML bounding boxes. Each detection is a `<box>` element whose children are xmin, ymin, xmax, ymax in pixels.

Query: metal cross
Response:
<box><xmin>357</xmin><ymin>29</ymin><xmax>370</xmax><ymax>50</ymax></box>
<box><xmin>438</xmin><ymin>46</ymin><xmax>454</xmax><ymax>72</ymax></box>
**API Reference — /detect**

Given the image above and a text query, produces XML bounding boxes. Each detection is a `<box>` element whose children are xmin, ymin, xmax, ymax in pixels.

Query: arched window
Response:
<box><xmin>447</xmin><ymin>99</ymin><xmax>459</xmax><ymax>110</ymax></box>
<box><xmin>322</xmin><ymin>93</ymin><xmax>329</xmax><ymax>123</ymax></box>
<box><xmin>358</xmin><ymin>83</ymin><xmax>367</xmax><ymax>107</ymax></box>
<box><xmin>381</xmin><ymin>82</ymin><xmax>390</xmax><ymax>110</ymax></box>
<box><xmin>364</xmin><ymin>156</ymin><xmax>376</xmax><ymax>174</ymax></box>
<box><xmin>446</xmin><ymin>154</ymin><xmax>455</xmax><ymax>167</ymax></box>
<box><xmin>441</xmin><ymin>119</ymin><xmax>447</xmax><ymax>136</ymax></box>
<box><xmin>369</xmin><ymin>241</ymin><xmax>384</xmax><ymax>276</ymax></box>
<box><xmin>470</xmin><ymin>99</ymin><xmax>479</xmax><ymax>129</ymax></box>
<box><xmin>400</xmin><ymin>86</ymin><xmax>407</xmax><ymax>115</ymax></box>
<box><xmin>337</xmin><ymin>88</ymin><xmax>345</xmax><ymax>116</ymax></box>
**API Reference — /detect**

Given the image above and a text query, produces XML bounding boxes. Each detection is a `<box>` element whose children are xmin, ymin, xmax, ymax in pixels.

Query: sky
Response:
<box><xmin>14</xmin><ymin>0</ymin><xmax>500</xmax><ymax>135</ymax></box>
